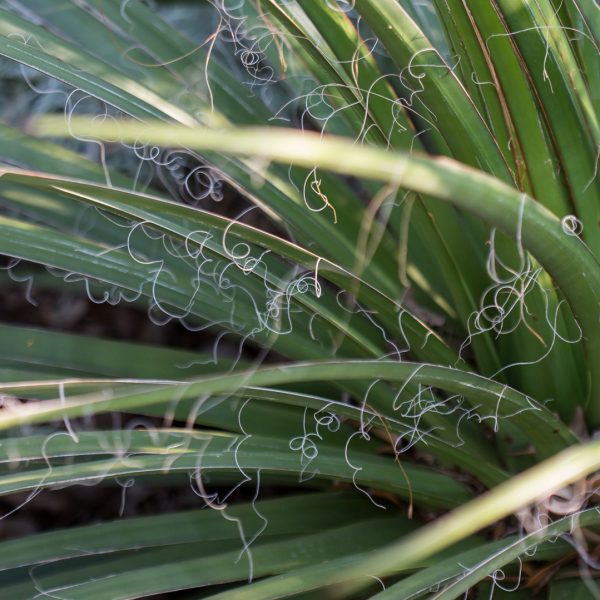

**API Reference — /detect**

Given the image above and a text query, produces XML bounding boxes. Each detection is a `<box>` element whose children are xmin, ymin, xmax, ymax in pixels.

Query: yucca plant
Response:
<box><xmin>0</xmin><ymin>0</ymin><xmax>598</xmax><ymax>597</ymax></box>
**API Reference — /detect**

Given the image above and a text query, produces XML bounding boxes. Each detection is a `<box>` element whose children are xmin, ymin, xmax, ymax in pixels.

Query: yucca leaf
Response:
<box><xmin>0</xmin><ymin>29</ymin><xmax>180</xmax><ymax>123</ymax></box>
<box><xmin>435</xmin><ymin>2</ymin><xmax>520</xmax><ymax>179</ymax></box>
<box><xmin>353</xmin><ymin>0</ymin><xmax>512</xmax><ymax>180</ymax></box>
<box><xmin>0</xmin><ymin>323</ymin><xmax>230</xmax><ymax>379</ymax></box>
<box><xmin>377</xmin><ymin>508</ymin><xmax>600</xmax><ymax>599</ymax></box>
<box><xmin>221</xmin><ymin>437</ymin><xmax>600</xmax><ymax>597</ymax></box>
<box><xmin>493</xmin><ymin>0</ymin><xmax>600</xmax><ymax>256</ymax></box>
<box><xmin>212</xmin><ymin>508</ymin><xmax>597</xmax><ymax>600</ymax></box>
<box><xmin>273</xmin><ymin>0</ymin><xmax>584</xmax><ymax>415</ymax></box>
<box><xmin>0</xmin><ymin>517</ymin><xmax>413</xmax><ymax>599</ymax></box>
<box><xmin>0</xmin><ymin>168</ymin><xmax>459</xmax><ymax>365</ymax></box>
<box><xmin>262</xmin><ymin>0</ymin><xmax>505</xmax><ymax>378</ymax></box>
<box><xmin>0</xmin><ymin>5</ymin><xmax>414</xmax><ymax>297</ymax></box>
<box><xmin>0</xmin><ymin>492</ymin><xmax>380</xmax><ymax>571</ymax></box>
<box><xmin>0</xmin><ymin>429</ymin><xmax>472</xmax><ymax>508</ymax></box>
<box><xmin>35</xmin><ymin>119</ymin><xmax>600</xmax><ymax>423</ymax></box>
<box><xmin>0</xmin><ymin>2</ymin><xmax>598</xmax><ymax>597</ymax></box>
<box><xmin>0</xmin><ymin>121</ymin><xmax>130</xmax><ymax>185</ymax></box>
<box><xmin>336</xmin><ymin>436</ymin><xmax>600</xmax><ymax>592</ymax></box>
<box><xmin>566</xmin><ymin>0</ymin><xmax>600</xmax><ymax>107</ymax></box>
<box><xmin>434</xmin><ymin>0</ymin><xmax>571</xmax><ymax>217</ymax></box>
<box><xmin>0</xmin><ymin>360</ymin><xmax>576</xmax><ymax>456</ymax></box>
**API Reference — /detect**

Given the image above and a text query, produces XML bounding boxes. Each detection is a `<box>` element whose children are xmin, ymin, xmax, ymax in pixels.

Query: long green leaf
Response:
<box><xmin>1</xmin><ymin>517</ymin><xmax>413</xmax><ymax>599</ymax></box>
<box><xmin>376</xmin><ymin>508</ymin><xmax>600</xmax><ymax>599</ymax></box>
<box><xmin>0</xmin><ymin>168</ymin><xmax>458</xmax><ymax>366</ymax></box>
<box><xmin>0</xmin><ymin>360</ymin><xmax>576</xmax><ymax>456</ymax></box>
<box><xmin>0</xmin><ymin>429</ymin><xmax>471</xmax><ymax>509</ymax></box>
<box><xmin>0</xmin><ymin>492</ymin><xmax>378</xmax><ymax>571</ymax></box>
<box><xmin>33</xmin><ymin>119</ymin><xmax>600</xmax><ymax>424</ymax></box>
<box><xmin>338</xmin><ymin>436</ymin><xmax>600</xmax><ymax>592</ymax></box>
